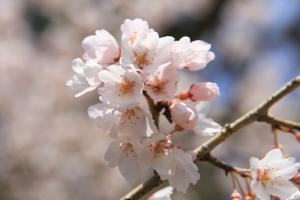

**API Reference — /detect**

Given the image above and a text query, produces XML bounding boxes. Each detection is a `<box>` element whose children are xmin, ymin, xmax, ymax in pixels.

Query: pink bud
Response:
<box><xmin>295</xmin><ymin>131</ymin><xmax>300</xmax><ymax>143</ymax></box>
<box><xmin>189</xmin><ymin>82</ymin><xmax>220</xmax><ymax>102</ymax></box>
<box><xmin>169</xmin><ymin>100</ymin><xmax>198</xmax><ymax>129</ymax></box>
<box><xmin>231</xmin><ymin>190</ymin><xmax>241</xmax><ymax>200</ymax></box>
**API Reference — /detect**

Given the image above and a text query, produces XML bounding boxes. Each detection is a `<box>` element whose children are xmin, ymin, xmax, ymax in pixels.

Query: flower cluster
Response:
<box><xmin>67</xmin><ymin>18</ymin><xmax>221</xmax><ymax>192</ymax></box>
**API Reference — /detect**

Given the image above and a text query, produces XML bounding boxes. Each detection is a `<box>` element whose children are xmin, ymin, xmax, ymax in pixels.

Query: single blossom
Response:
<box><xmin>66</xmin><ymin>58</ymin><xmax>102</xmax><ymax>97</ymax></box>
<box><xmin>170</xmin><ymin>100</ymin><xmax>221</xmax><ymax>136</ymax></box>
<box><xmin>250</xmin><ymin>148</ymin><xmax>300</xmax><ymax>200</ymax></box>
<box><xmin>141</xmin><ymin>135</ymin><xmax>199</xmax><ymax>193</ymax></box>
<box><xmin>82</xmin><ymin>29</ymin><xmax>120</xmax><ymax>65</ymax></box>
<box><xmin>88</xmin><ymin>104</ymin><xmax>155</xmax><ymax>140</ymax></box>
<box><xmin>104</xmin><ymin>139</ymin><xmax>153</xmax><ymax>184</ymax></box>
<box><xmin>147</xmin><ymin>186</ymin><xmax>174</xmax><ymax>200</ymax></box>
<box><xmin>171</xmin><ymin>36</ymin><xmax>215</xmax><ymax>71</ymax></box>
<box><xmin>144</xmin><ymin>63</ymin><xmax>179</xmax><ymax>103</ymax></box>
<box><xmin>121</xmin><ymin>19</ymin><xmax>174</xmax><ymax>74</ymax></box>
<box><xmin>189</xmin><ymin>82</ymin><xmax>220</xmax><ymax>102</ymax></box>
<box><xmin>98</xmin><ymin>65</ymin><xmax>144</xmax><ymax>108</ymax></box>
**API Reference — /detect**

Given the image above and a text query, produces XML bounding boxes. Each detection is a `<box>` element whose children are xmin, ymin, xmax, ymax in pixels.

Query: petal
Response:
<box><xmin>88</xmin><ymin>104</ymin><xmax>117</xmax><ymax>134</ymax></box>
<box><xmin>150</xmin><ymin>186</ymin><xmax>173</xmax><ymax>200</ymax></box>
<box><xmin>119</xmin><ymin>153</ymin><xmax>141</xmax><ymax>184</ymax></box>
<box><xmin>253</xmin><ymin>183</ymin><xmax>271</xmax><ymax>200</ymax></box>
<box><xmin>273</xmin><ymin>163</ymin><xmax>300</xmax><ymax>180</ymax></box>
<box><xmin>104</xmin><ymin>140</ymin><xmax>122</xmax><ymax>168</ymax></box>
<box><xmin>262</xmin><ymin>149</ymin><xmax>283</xmax><ymax>164</ymax></box>
<box><xmin>193</xmin><ymin>116</ymin><xmax>221</xmax><ymax>136</ymax></box>
<box><xmin>266</xmin><ymin>180</ymin><xmax>298</xmax><ymax>199</ymax></box>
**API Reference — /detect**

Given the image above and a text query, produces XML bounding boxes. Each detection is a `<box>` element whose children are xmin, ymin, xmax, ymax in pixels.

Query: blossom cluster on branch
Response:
<box><xmin>67</xmin><ymin>18</ymin><xmax>221</xmax><ymax>193</ymax></box>
<box><xmin>67</xmin><ymin>18</ymin><xmax>300</xmax><ymax>200</ymax></box>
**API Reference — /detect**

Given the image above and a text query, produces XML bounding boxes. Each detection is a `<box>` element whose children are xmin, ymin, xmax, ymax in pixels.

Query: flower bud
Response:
<box><xmin>295</xmin><ymin>131</ymin><xmax>300</xmax><ymax>143</ymax></box>
<box><xmin>169</xmin><ymin>100</ymin><xmax>198</xmax><ymax>129</ymax></box>
<box><xmin>291</xmin><ymin>169</ymin><xmax>300</xmax><ymax>185</ymax></box>
<box><xmin>189</xmin><ymin>82</ymin><xmax>219</xmax><ymax>102</ymax></box>
<box><xmin>231</xmin><ymin>190</ymin><xmax>241</xmax><ymax>200</ymax></box>
<box><xmin>243</xmin><ymin>194</ymin><xmax>254</xmax><ymax>200</ymax></box>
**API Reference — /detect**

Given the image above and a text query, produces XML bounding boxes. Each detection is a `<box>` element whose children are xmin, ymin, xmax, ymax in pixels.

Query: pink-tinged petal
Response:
<box><xmin>253</xmin><ymin>183</ymin><xmax>271</xmax><ymax>200</ymax></box>
<box><xmin>266</xmin><ymin>180</ymin><xmax>299</xmax><ymax>199</ymax></box>
<box><xmin>145</xmin><ymin>63</ymin><xmax>179</xmax><ymax>103</ymax></box>
<box><xmin>189</xmin><ymin>82</ymin><xmax>220</xmax><ymax>102</ymax></box>
<box><xmin>171</xmin><ymin>36</ymin><xmax>214</xmax><ymax>71</ymax></box>
<box><xmin>82</xmin><ymin>29</ymin><xmax>120</xmax><ymax>64</ymax></box>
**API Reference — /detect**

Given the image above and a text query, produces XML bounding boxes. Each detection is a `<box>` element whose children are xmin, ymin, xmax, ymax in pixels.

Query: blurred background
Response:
<box><xmin>0</xmin><ymin>0</ymin><xmax>299</xmax><ymax>199</ymax></box>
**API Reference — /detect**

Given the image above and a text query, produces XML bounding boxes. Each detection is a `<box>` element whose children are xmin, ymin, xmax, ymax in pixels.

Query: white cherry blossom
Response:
<box><xmin>104</xmin><ymin>139</ymin><xmax>152</xmax><ymax>184</ymax></box>
<box><xmin>88</xmin><ymin>104</ymin><xmax>155</xmax><ymax>140</ymax></box>
<box><xmin>66</xmin><ymin>58</ymin><xmax>102</xmax><ymax>97</ymax></box>
<box><xmin>250</xmin><ymin>148</ymin><xmax>300</xmax><ymax>200</ymax></box>
<box><xmin>144</xmin><ymin>63</ymin><xmax>179</xmax><ymax>103</ymax></box>
<box><xmin>171</xmin><ymin>36</ymin><xmax>215</xmax><ymax>71</ymax></box>
<box><xmin>141</xmin><ymin>135</ymin><xmax>200</xmax><ymax>193</ymax></box>
<box><xmin>98</xmin><ymin>65</ymin><xmax>144</xmax><ymax>108</ymax></box>
<box><xmin>82</xmin><ymin>29</ymin><xmax>120</xmax><ymax>65</ymax></box>
<box><xmin>121</xmin><ymin>19</ymin><xmax>174</xmax><ymax>74</ymax></box>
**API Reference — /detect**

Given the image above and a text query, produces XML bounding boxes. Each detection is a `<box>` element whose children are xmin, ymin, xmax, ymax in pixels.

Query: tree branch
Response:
<box><xmin>120</xmin><ymin>75</ymin><xmax>300</xmax><ymax>200</ymax></box>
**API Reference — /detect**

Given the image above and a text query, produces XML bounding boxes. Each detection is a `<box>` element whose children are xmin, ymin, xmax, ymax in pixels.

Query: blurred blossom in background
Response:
<box><xmin>0</xmin><ymin>0</ymin><xmax>299</xmax><ymax>199</ymax></box>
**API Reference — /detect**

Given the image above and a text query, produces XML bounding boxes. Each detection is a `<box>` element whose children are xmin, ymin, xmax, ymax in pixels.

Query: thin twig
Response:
<box><xmin>201</xmin><ymin>154</ymin><xmax>250</xmax><ymax>178</ymax></box>
<box><xmin>258</xmin><ymin>114</ymin><xmax>300</xmax><ymax>131</ymax></box>
<box><xmin>120</xmin><ymin>75</ymin><xmax>300</xmax><ymax>200</ymax></box>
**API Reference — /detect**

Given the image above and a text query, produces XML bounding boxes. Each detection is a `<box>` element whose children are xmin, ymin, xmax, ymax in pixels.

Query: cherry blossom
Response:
<box><xmin>121</xmin><ymin>19</ymin><xmax>174</xmax><ymax>74</ymax></box>
<box><xmin>98</xmin><ymin>65</ymin><xmax>144</xmax><ymax>108</ymax></box>
<box><xmin>104</xmin><ymin>139</ymin><xmax>152</xmax><ymax>184</ymax></box>
<box><xmin>171</xmin><ymin>36</ymin><xmax>215</xmax><ymax>71</ymax></box>
<box><xmin>141</xmin><ymin>135</ymin><xmax>200</xmax><ymax>193</ymax></box>
<box><xmin>66</xmin><ymin>58</ymin><xmax>102</xmax><ymax>97</ymax></box>
<box><xmin>144</xmin><ymin>62</ymin><xmax>179</xmax><ymax>103</ymax></box>
<box><xmin>82</xmin><ymin>29</ymin><xmax>120</xmax><ymax>65</ymax></box>
<box><xmin>250</xmin><ymin>148</ymin><xmax>300</xmax><ymax>200</ymax></box>
<box><xmin>88</xmin><ymin>104</ymin><xmax>155</xmax><ymax>140</ymax></box>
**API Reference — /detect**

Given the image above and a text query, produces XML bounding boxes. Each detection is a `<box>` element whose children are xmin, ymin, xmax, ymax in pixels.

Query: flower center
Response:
<box><xmin>133</xmin><ymin>51</ymin><xmax>150</xmax><ymax>69</ymax></box>
<box><xmin>116</xmin><ymin>77</ymin><xmax>136</xmax><ymax>96</ymax></box>
<box><xmin>128</xmin><ymin>32</ymin><xmax>137</xmax><ymax>44</ymax></box>
<box><xmin>120</xmin><ymin>142</ymin><xmax>136</xmax><ymax>157</ymax></box>
<box><xmin>149</xmin><ymin>140</ymin><xmax>168</xmax><ymax>157</ymax></box>
<box><xmin>257</xmin><ymin>168</ymin><xmax>272</xmax><ymax>185</ymax></box>
<box><xmin>147</xmin><ymin>75</ymin><xmax>167</xmax><ymax>95</ymax></box>
<box><xmin>120</xmin><ymin>108</ymin><xmax>140</xmax><ymax>124</ymax></box>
